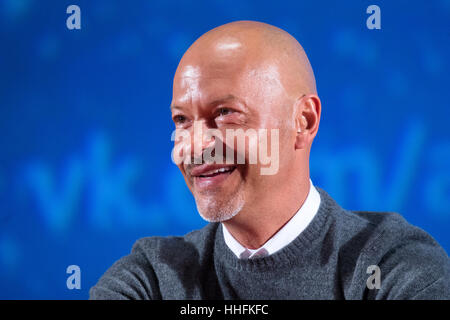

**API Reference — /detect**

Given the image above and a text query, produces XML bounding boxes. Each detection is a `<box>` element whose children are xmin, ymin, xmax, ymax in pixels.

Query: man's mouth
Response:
<box><xmin>197</xmin><ymin>166</ymin><xmax>236</xmax><ymax>177</ymax></box>
<box><xmin>189</xmin><ymin>164</ymin><xmax>238</xmax><ymax>189</ymax></box>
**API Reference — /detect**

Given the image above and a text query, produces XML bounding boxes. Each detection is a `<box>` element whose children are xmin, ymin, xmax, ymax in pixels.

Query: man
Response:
<box><xmin>90</xmin><ymin>21</ymin><xmax>450</xmax><ymax>299</ymax></box>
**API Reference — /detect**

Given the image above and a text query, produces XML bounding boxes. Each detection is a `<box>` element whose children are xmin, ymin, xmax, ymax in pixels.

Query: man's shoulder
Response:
<box><xmin>89</xmin><ymin>223</ymin><xmax>220</xmax><ymax>300</ymax></box>
<box><xmin>348</xmin><ymin>210</ymin><xmax>450</xmax><ymax>299</ymax></box>
<box><xmin>317</xmin><ymin>187</ymin><xmax>448</xmax><ymax>266</ymax></box>
<box><xmin>318</xmin><ymin>188</ymin><xmax>450</xmax><ymax>299</ymax></box>
<box><xmin>336</xmin><ymin>207</ymin><xmax>442</xmax><ymax>255</ymax></box>
<box><xmin>132</xmin><ymin>222</ymin><xmax>220</xmax><ymax>261</ymax></box>
<box><xmin>317</xmin><ymin>187</ymin><xmax>433</xmax><ymax>252</ymax></box>
<box><xmin>339</xmin><ymin>208</ymin><xmax>411</xmax><ymax>241</ymax></box>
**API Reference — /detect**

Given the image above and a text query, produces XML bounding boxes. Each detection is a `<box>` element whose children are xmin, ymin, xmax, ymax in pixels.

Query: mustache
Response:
<box><xmin>184</xmin><ymin>144</ymin><xmax>240</xmax><ymax>172</ymax></box>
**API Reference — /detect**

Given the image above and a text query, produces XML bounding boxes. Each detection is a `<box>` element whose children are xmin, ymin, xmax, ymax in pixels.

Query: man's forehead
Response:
<box><xmin>172</xmin><ymin>62</ymin><xmax>244</xmax><ymax>104</ymax></box>
<box><xmin>171</xmin><ymin>63</ymin><xmax>285</xmax><ymax>112</ymax></box>
<box><xmin>175</xmin><ymin>56</ymin><xmax>246</xmax><ymax>82</ymax></box>
<box><xmin>178</xmin><ymin>65</ymin><xmax>202</xmax><ymax>79</ymax></box>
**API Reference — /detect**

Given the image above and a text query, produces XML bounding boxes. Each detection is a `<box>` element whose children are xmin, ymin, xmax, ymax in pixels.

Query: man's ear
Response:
<box><xmin>294</xmin><ymin>94</ymin><xmax>321</xmax><ymax>150</ymax></box>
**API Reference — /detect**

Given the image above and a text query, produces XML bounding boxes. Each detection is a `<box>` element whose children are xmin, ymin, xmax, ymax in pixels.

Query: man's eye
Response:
<box><xmin>217</xmin><ymin>108</ymin><xmax>233</xmax><ymax>116</ymax></box>
<box><xmin>173</xmin><ymin>115</ymin><xmax>187</xmax><ymax>124</ymax></box>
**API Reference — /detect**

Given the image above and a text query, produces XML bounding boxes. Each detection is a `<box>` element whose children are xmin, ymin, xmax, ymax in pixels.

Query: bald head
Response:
<box><xmin>175</xmin><ymin>20</ymin><xmax>317</xmax><ymax>100</ymax></box>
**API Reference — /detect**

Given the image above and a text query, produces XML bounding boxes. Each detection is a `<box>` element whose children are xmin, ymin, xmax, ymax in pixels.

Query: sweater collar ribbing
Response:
<box><xmin>213</xmin><ymin>187</ymin><xmax>337</xmax><ymax>272</ymax></box>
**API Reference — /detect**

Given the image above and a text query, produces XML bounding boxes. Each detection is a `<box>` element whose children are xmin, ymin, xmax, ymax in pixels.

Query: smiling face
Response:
<box><xmin>171</xmin><ymin>21</ymin><xmax>319</xmax><ymax>223</ymax></box>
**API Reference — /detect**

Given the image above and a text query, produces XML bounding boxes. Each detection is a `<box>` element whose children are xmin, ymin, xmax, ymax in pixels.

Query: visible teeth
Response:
<box><xmin>201</xmin><ymin>167</ymin><xmax>233</xmax><ymax>176</ymax></box>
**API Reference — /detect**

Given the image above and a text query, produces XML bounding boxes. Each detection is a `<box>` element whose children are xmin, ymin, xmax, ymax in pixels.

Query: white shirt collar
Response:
<box><xmin>222</xmin><ymin>180</ymin><xmax>321</xmax><ymax>259</ymax></box>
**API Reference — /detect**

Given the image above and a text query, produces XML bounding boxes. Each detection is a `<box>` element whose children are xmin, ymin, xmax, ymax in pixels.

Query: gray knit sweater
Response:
<box><xmin>89</xmin><ymin>188</ymin><xmax>450</xmax><ymax>300</ymax></box>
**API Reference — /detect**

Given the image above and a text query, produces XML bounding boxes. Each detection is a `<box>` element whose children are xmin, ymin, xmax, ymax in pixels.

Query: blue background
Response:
<box><xmin>0</xmin><ymin>0</ymin><xmax>449</xmax><ymax>299</ymax></box>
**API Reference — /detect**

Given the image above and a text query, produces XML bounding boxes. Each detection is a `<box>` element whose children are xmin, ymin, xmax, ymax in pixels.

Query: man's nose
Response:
<box><xmin>191</xmin><ymin>120</ymin><xmax>215</xmax><ymax>161</ymax></box>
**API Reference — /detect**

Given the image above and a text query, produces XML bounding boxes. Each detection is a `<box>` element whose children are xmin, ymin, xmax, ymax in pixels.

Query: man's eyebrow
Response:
<box><xmin>170</xmin><ymin>105</ymin><xmax>183</xmax><ymax>111</ymax></box>
<box><xmin>209</xmin><ymin>95</ymin><xmax>249</xmax><ymax>111</ymax></box>
<box><xmin>210</xmin><ymin>94</ymin><xmax>238</xmax><ymax>105</ymax></box>
<box><xmin>170</xmin><ymin>94</ymin><xmax>247</xmax><ymax>111</ymax></box>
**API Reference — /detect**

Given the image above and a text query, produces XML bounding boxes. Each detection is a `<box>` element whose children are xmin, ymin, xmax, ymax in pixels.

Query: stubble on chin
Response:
<box><xmin>194</xmin><ymin>190</ymin><xmax>245</xmax><ymax>223</ymax></box>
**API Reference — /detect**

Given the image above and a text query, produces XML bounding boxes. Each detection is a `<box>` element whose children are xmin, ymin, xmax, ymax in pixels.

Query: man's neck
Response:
<box><xmin>222</xmin><ymin>176</ymin><xmax>311</xmax><ymax>249</ymax></box>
